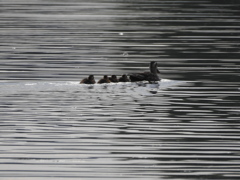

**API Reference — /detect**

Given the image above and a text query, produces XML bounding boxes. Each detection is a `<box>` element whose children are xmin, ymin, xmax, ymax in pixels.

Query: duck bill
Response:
<box><xmin>157</xmin><ymin>69</ymin><xmax>160</xmax><ymax>74</ymax></box>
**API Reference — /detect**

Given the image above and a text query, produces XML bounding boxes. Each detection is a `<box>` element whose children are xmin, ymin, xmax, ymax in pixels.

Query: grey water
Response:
<box><xmin>1</xmin><ymin>0</ymin><xmax>240</xmax><ymax>179</ymax></box>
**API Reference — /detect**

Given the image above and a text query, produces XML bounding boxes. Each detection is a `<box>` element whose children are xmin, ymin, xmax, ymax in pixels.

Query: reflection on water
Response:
<box><xmin>1</xmin><ymin>0</ymin><xmax>240</xmax><ymax>179</ymax></box>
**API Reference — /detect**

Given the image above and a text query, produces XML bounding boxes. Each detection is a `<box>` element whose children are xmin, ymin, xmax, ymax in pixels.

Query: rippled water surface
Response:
<box><xmin>1</xmin><ymin>0</ymin><xmax>240</xmax><ymax>179</ymax></box>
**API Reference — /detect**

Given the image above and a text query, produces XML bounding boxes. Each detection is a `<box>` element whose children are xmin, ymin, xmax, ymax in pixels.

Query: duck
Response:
<box><xmin>80</xmin><ymin>75</ymin><xmax>96</xmax><ymax>84</ymax></box>
<box><xmin>118</xmin><ymin>74</ymin><xmax>130</xmax><ymax>82</ymax></box>
<box><xmin>109</xmin><ymin>75</ymin><xmax>119</xmax><ymax>83</ymax></box>
<box><xmin>98</xmin><ymin>75</ymin><xmax>111</xmax><ymax>84</ymax></box>
<box><xmin>129</xmin><ymin>61</ymin><xmax>160</xmax><ymax>82</ymax></box>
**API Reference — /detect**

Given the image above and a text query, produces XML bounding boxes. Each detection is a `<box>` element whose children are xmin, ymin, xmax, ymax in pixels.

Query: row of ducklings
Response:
<box><xmin>80</xmin><ymin>74</ymin><xmax>129</xmax><ymax>84</ymax></box>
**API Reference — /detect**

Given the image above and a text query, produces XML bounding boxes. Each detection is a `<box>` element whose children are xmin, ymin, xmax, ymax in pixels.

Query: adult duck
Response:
<box><xmin>98</xmin><ymin>75</ymin><xmax>111</xmax><ymax>84</ymax></box>
<box><xmin>129</xmin><ymin>61</ymin><xmax>160</xmax><ymax>82</ymax></box>
<box><xmin>80</xmin><ymin>75</ymin><xmax>96</xmax><ymax>84</ymax></box>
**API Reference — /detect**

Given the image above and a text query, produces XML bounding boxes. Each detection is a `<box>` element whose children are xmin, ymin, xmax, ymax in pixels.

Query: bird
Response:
<box><xmin>98</xmin><ymin>75</ymin><xmax>111</xmax><ymax>84</ymax></box>
<box><xmin>118</xmin><ymin>74</ymin><xmax>130</xmax><ymax>82</ymax></box>
<box><xmin>80</xmin><ymin>75</ymin><xmax>96</xmax><ymax>84</ymax></box>
<box><xmin>129</xmin><ymin>61</ymin><xmax>160</xmax><ymax>82</ymax></box>
<box><xmin>109</xmin><ymin>75</ymin><xmax>119</xmax><ymax>83</ymax></box>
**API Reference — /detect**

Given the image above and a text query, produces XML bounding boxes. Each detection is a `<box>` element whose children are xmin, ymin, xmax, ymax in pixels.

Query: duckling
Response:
<box><xmin>80</xmin><ymin>75</ymin><xmax>96</xmax><ymax>84</ymax></box>
<box><xmin>118</xmin><ymin>74</ymin><xmax>130</xmax><ymax>82</ymax></box>
<box><xmin>109</xmin><ymin>75</ymin><xmax>119</xmax><ymax>83</ymax></box>
<box><xmin>129</xmin><ymin>61</ymin><xmax>160</xmax><ymax>82</ymax></box>
<box><xmin>98</xmin><ymin>75</ymin><xmax>111</xmax><ymax>84</ymax></box>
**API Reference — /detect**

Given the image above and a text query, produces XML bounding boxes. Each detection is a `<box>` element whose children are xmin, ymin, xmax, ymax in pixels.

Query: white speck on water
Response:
<box><xmin>123</xmin><ymin>52</ymin><xmax>128</xmax><ymax>57</ymax></box>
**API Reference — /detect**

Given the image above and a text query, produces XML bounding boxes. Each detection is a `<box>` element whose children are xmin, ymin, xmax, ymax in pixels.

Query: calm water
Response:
<box><xmin>1</xmin><ymin>0</ymin><xmax>240</xmax><ymax>179</ymax></box>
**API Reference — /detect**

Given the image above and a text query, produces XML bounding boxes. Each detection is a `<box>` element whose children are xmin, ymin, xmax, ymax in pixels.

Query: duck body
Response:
<box><xmin>109</xmin><ymin>75</ymin><xmax>119</xmax><ymax>83</ymax></box>
<box><xmin>98</xmin><ymin>75</ymin><xmax>111</xmax><ymax>84</ymax></box>
<box><xmin>129</xmin><ymin>61</ymin><xmax>160</xmax><ymax>82</ymax></box>
<box><xmin>119</xmin><ymin>74</ymin><xmax>130</xmax><ymax>82</ymax></box>
<box><xmin>80</xmin><ymin>75</ymin><xmax>96</xmax><ymax>84</ymax></box>
<box><xmin>129</xmin><ymin>72</ymin><xmax>160</xmax><ymax>82</ymax></box>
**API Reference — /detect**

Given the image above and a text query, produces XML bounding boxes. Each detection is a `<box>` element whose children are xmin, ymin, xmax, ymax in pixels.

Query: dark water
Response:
<box><xmin>1</xmin><ymin>0</ymin><xmax>240</xmax><ymax>179</ymax></box>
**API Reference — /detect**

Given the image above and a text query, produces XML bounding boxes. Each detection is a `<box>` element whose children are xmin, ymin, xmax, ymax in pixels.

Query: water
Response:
<box><xmin>1</xmin><ymin>0</ymin><xmax>240</xmax><ymax>179</ymax></box>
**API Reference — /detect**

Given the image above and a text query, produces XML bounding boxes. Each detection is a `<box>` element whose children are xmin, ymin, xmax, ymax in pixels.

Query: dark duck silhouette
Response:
<box><xmin>80</xmin><ymin>75</ymin><xmax>96</xmax><ymax>84</ymax></box>
<box><xmin>119</xmin><ymin>74</ymin><xmax>130</xmax><ymax>82</ymax></box>
<box><xmin>109</xmin><ymin>75</ymin><xmax>119</xmax><ymax>83</ymax></box>
<box><xmin>129</xmin><ymin>61</ymin><xmax>160</xmax><ymax>82</ymax></box>
<box><xmin>98</xmin><ymin>75</ymin><xmax>111</xmax><ymax>84</ymax></box>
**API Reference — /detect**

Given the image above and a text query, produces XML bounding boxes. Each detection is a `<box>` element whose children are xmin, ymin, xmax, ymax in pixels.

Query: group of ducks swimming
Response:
<box><xmin>80</xmin><ymin>61</ymin><xmax>160</xmax><ymax>84</ymax></box>
<box><xmin>80</xmin><ymin>74</ymin><xmax>129</xmax><ymax>84</ymax></box>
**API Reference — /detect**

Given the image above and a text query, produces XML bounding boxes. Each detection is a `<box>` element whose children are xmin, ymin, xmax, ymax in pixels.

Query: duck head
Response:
<box><xmin>150</xmin><ymin>61</ymin><xmax>160</xmax><ymax>74</ymax></box>
<box><xmin>111</xmin><ymin>75</ymin><xmax>117</xmax><ymax>79</ymax></box>
<box><xmin>122</xmin><ymin>74</ymin><xmax>127</xmax><ymax>78</ymax></box>
<box><xmin>103</xmin><ymin>75</ymin><xmax>109</xmax><ymax>79</ymax></box>
<box><xmin>88</xmin><ymin>75</ymin><xmax>95</xmax><ymax>80</ymax></box>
